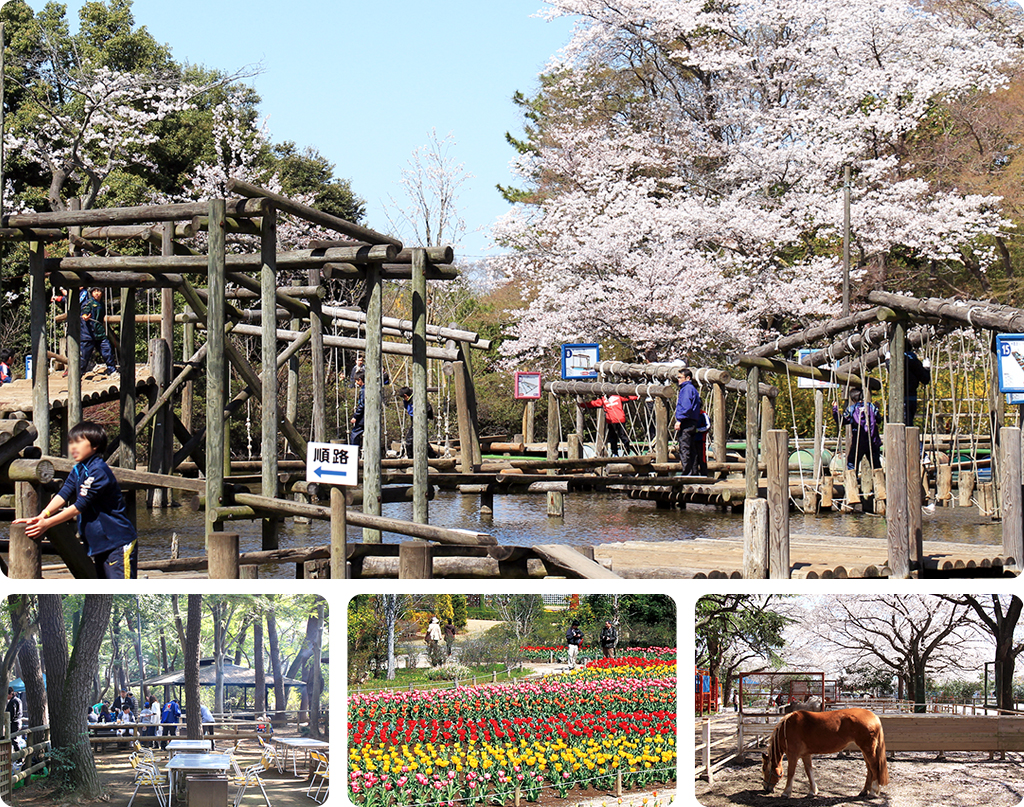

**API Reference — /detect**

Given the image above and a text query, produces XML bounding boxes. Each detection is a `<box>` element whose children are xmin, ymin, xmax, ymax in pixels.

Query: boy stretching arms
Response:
<box><xmin>14</xmin><ymin>421</ymin><xmax>137</xmax><ymax>578</ymax></box>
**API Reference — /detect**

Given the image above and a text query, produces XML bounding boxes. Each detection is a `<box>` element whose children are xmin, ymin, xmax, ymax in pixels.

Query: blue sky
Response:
<box><xmin>31</xmin><ymin>0</ymin><xmax>576</xmax><ymax>257</ymax></box>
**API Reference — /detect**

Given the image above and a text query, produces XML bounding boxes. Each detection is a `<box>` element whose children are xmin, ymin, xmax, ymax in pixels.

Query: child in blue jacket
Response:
<box><xmin>15</xmin><ymin>421</ymin><xmax>137</xmax><ymax>578</ymax></box>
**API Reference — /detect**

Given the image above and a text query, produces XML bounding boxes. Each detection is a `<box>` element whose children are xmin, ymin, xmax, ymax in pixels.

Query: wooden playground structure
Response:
<box><xmin>0</xmin><ymin>178</ymin><xmax>1021</xmax><ymax>580</ymax></box>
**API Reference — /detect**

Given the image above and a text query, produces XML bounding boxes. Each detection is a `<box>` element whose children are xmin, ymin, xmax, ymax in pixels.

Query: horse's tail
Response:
<box><xmin>876</xmin><ymin>722</ymin><xmax>889</xmax><ymax>786</ymax></box>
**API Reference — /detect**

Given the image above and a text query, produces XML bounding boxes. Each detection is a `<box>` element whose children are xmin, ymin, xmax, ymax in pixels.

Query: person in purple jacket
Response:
<box><xmin>674</xmin><ymin>367</ymin><xmax>704</xmax><ymax>475</ymax></box>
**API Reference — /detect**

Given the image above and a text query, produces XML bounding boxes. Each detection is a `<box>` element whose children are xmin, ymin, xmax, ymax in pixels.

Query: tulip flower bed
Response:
<box><xmin>349</xmin><ymin>671</ymin><xmax>677</xmax><ymax>806</ymax></box>
<box><xmin>518</xmin><ymin>645</ymin><xmax>676</xmax><ymax>663</ymax></box>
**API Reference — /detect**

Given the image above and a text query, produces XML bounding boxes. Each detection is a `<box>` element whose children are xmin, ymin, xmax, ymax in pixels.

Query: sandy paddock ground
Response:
<box><xmin>694</xmin><ymin>751</ymin><xmax>1024</xmax><ymax>807</ymax></box>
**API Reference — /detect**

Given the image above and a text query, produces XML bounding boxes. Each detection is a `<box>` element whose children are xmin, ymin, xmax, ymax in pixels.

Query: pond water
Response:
<box><xmin>120</xmin><ymin>489</ymin><xmax>1003</xmax><ymax>579</ymax></box>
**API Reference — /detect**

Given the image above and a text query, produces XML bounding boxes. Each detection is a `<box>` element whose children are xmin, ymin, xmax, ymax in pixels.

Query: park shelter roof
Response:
<box><xmin>137</xmin><ymin>660</ymin><xmax>306</xmax><ymax>690</ymax></box>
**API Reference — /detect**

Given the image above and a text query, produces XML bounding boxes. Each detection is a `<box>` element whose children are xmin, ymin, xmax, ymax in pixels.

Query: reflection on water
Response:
<box><xmin>16</xmin><ymin>489</ymin><xmax>1002</xmax><ymax>580</ymax></box>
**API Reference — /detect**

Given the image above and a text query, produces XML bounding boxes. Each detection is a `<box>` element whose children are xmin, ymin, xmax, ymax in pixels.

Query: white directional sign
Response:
<box><xmin>306</xmin><ymin>442</ymin><xmax>359</xmax><ymax>486</ymax></box>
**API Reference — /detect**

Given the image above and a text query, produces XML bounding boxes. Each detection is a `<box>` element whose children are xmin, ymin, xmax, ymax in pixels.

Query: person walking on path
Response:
<box><xmin>426</xmin><ymin>616</ymin><xmax>444</xmax><ymax>666</ymax></box>
<box><xmin>6</xmin><ymin>688</ymin><xmax>24</xmax><ymax>750</ymax></box>
<box><xmin>579</xmin><ymin>394</ymin><xmax>638</xmax><ymax>456</ymax></box>
<box><xmin>0</xmin><ymin>349</ymin><xmax>14</xmax><ymax>384</ymax></box>
<box><xmin>674</xmin><ymin>368</ymin><xmax>704</xmax><ymax>474</ymax></box>
<box><xmin>599</xmin><ymin>621</ymin><xmax>617</xmax><ymax>659</ymax></box>
<box><xmin>566</xmin><ymin>621</ymin><xmax>584</xmax><ymax>668</ymax></box>
<box><xmin>443</xmin><ymin>619</ymin><xmax>456</xmax><ymax>659</ymax></box>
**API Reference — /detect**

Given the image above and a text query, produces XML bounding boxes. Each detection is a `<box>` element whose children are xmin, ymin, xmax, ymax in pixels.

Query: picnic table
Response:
<box><xmin>271</xmin><ymin>737</ymin><xmax>330</xmax><ymax>777</ymax></box>
<box><xmin>165</xmin><ymin>739</ymin><xmax>212</xmax><ymax>757</ymax></box>
<box><xmin>165</xmin><ymin>753</ymin><xmax>232</xmax><ymax>804</ymax></box>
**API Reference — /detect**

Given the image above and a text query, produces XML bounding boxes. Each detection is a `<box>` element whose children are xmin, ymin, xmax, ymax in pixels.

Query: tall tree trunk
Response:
<box><xmin>309</xmin><ymin>601</ymin><xmax>324</xmax><ymax>739</ymax></box>
<box><xmin>38</xmin><ymin>594</ymin><xmax>112</xmax><ymax>798</ymax></box>
<box><xmin>17</xmin><ymin>629</ymin><xmax>47</xmax><ymax>752</ymax></box>
<box><xmin>171</xmin><ymin>594</ymin><xmax>188</xmax><ymax>655</ymax></box>
<box><xmin>128</xmin><ymin>599</ymin><xmax>148</xmax><ymax>700</ymax></box>
<box><xmin>266</xmin><ymin>603</ymin><xmax>286</xmax><ymax>728</ymax></box>
<box><xmin>299</xmin><ymin>662</ymin><xmax>310</xmax><ymax>726</ymax></box>
<box><xmin>0</xmin><ymin>595</ymin><xmax>32</xmax><ymax>699</ymax></box>
<box><xmin>160</xmin><ymin>629</ymin><xmax>171</xmax><ymax>704</ymax></box>
<box><xmin>211</xmin><ymin>601</ymin><xmax>226</xmax><ymax>715</ymax></box>
<box><xmin>233</xmin><ymin>617</ymin><xmax>251</xmax><ymax>666</ymax></box>
<box><xmin>254</xmin><ymin>618</ymin><xmax>265</xmax><ymax>714</ymax></box>
<box><xmin>184</xmin><ymin>595</ymin><xmax>202</xmax><ymax>740</ymax></box>
<box><xmin>285</xmin><ymin>615</ymin><xmax>319</xmax><ymax>679</ymax></box>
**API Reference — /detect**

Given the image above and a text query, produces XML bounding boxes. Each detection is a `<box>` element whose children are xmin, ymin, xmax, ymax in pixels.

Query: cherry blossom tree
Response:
<box><xmin>494</xmin><ymin>0</ymin><xmax>1024</xmax><ymax>366</ymax></box>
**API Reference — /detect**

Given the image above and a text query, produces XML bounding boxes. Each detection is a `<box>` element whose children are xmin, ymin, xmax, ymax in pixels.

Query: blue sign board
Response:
<box><xmin>996</xmin><ymin>334</ymin><xmax>1024</xmax><ymax>393</ymax></box>
<box><xmin>561</xmin><ymin>344</ymin><xmax>600</xmax><ymax>380</ymax></box>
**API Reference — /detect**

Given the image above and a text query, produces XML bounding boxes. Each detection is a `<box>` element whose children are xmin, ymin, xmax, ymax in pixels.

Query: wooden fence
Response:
<box><xmin>1</xmin><ymin>712</ymin><xmax>51</xmax><ymax>796</ymax></box>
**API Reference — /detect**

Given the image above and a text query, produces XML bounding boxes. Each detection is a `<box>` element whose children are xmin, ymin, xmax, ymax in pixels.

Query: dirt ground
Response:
<box><xmin>695</xmin><ymin>751</ymin><xmax>1024</xmax><ymax>807</ymax></box>
<box><xmin>7</xmin><ymin>738</ymin><xmax>327</xmax><ymax>807</ymax></box>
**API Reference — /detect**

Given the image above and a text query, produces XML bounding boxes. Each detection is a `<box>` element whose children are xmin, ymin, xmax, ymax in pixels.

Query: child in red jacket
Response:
<box><xmin>580</xmin><ymin>394</ymin><xmax>638</xmax><ymax>456</ymax></box>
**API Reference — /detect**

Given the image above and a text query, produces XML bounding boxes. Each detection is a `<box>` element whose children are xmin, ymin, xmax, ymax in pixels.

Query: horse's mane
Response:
<box><xmin>768</xmin><ymin>714</ymin><xmax>790</xmax><ymax>769</ymax></box>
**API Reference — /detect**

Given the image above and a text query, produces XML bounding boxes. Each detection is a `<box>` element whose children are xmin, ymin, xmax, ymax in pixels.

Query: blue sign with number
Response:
<box><xmin>561</xmin><ymin>344</ymin><xmax>600</xmax><ymax>380</ymax></box>
<box><xmin>996</xmin><ymin>334</ymin><xmax>1024</xmax><ymax>393</ymax></box>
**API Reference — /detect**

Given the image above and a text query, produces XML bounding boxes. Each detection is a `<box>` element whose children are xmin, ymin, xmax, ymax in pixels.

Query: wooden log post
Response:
<box><xmin>330</xmin><ymin>485</ymin><xmax>347</xmax><ymax>579</ymax></box>
<box><xmin>872</xmin><ymin>468</ymin><xmax>887</xmax><ymax>517</ymax></box>
<box><xmin>29</xmin><ymin>241</ymin><xmax>49</xmax><ymax>453</ymax></box>
<box><xmin>713</xmin><ymin>382</ymin><xmax>727</xmax><ymax>465</ymax></box>
<box><xmin>906</xmin><ymin>426</ymin><xmax>923</xmax><ymax>570</ymax></box>
<box><xmin>742</xmin><ymin>498</ymin><xmax>769</xmax><ymax>579</ymax></box>
<box><xmin>204</xmin><ymin>200</ymin><xmax>227</xmax><ymax>547</ymax></box>
<box><xmin>745</xmin><ymin>366</ymin><xmax>760</xmax><ymax>500</ymax></box>
<box><xmin>480</xmin><ymin>489</ymin><xmax>494</xmax><ymax>517</ymax></box>
<box><xmin>182</xmin><ymin>305</ymin><xmax>195</xmax><ymax>433</ymax></box>
<box><xmin>937</xmin><ymin>464</ymin><xmax>953</xmax><ymax>506</ymax></box>
<box><xmin>9</xmin><ymin>486</ymin><xmax>40</xmax><ymax>580</ymax></box>
<box><xmin>993</xmin><ymin>336</ymin><xmax>1006</xmax><ymax>517</ymax></box>
<box><xmin>567</xmin><ymin>433</ymin><xmax>581</xmax><ymax>461</ymax></box>
<box><xmin>261</xmin><ymin>212</ymin><xmax>280</xmax><ymax>550</ymax></box>
<box><xmin>399</xmin><ymin>541</ymin><xmax>433</xmax><ymax>579</ymax></box>
<box><xmin>821</xmin><ymin>475</ymin><xmax>834</xmax><ymax>509</ymax></box>
<box><xmin>454</xmin><ymin>361</ymin><xmax>474</xmax><ymax>473</ymax></box>
<box><xmin>522</xmin><ymin>400</ymin><xmax>536</xmax><ymax>445</ymax></box>
<box><xmin>119</xmin><ymin>286</ymin><xmax>137</xmax><ymax>527</ymax></box>
<box><xmin>813</xmin><ymin>389</ymin><xmax>824</xmax><ymax>479</ymax></box>
<box><xmin>766</xmin><ymin>430</ymin><xmax>790</xmax><ymax>579</ymax></box>
<box><xmin>285</xmin><ymin>280</ymin><xmax>307</xmax><ymax>524</ymax></box>
<box><xmin>654</xmin><ymin>397</ymin><xmax>669</xmax><ymax>464</ymax></box>
<box><xmin>208</xmin><ymin>531</ymin><xmax>240</xmax><ymax>579</ymax></box>
<box><xmin>546</xmin><ymin>391</ymin><xmax>564</xmax><ymax>517</ymax></box>
<box><xmin>889</xmin><ymin>320</ymin><xmax>906</xmax><ymax>424</ymax></box>
<box><xmin>760</xmin><ymin>395</ymin><xmax>775</xmax><ymax>463</ymax></box>
<box><xmin>308</xmin><ymin>264</ymin><xmax>327</xmax><ymax>446</ymax></box>
<box><xmin>67</xmin><ymin>204</ymin><xmax>83</xmax><ymax>436</ymax></box>
<box><xmin>362</xmin><ymin>262</ymin><xmax>383</xmax><ymax>542</ymax></box>
<box><xmin>1000</xmin><ymin>427</ymin><xmax>1023</xmax><ymax>565</ymax></box>
<box><xmin>958</xmin><ymin>470</ymin><xmax>976</xmax><ymax>508</ymax></box>
<box><xmin>979</xmin><ymin>482</ymin><xmax>996</xmax><ymax>517</ymax></box>
<box><xmin>886</xmin><ymin>423</ymin><xmax>910</xmax><ymax>579</ymax></box>
<box><xmin>147</xmin><ymin>337</ymin><xmax>171</xmax><ymax>508</ymax></box>
<box><xmin>411</xmin><ymin>249</ymin><xmax>429</xmax><ymax>524</ymax></box>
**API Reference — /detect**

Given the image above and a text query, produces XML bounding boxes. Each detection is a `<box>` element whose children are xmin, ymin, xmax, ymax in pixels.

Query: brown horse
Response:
<box><xmin>761</xmin><ymin>708</ymin><xmax>888</xmax><ymax>798</ymax></box>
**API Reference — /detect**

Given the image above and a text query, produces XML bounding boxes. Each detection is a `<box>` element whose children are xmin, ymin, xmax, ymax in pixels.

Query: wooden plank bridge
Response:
<box><xmin>0</xmin><ymin>366</ymin><xmax>155</xmax><ymax>415</ymax></box>
<box><xmin>596</xmin><ymin>534</ymin><xmax>1014</xmax><ymax>579</ymax></box>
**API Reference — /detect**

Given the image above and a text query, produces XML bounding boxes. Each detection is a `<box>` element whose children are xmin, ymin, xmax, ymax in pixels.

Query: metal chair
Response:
<box><xmin>257</xmin><ymin>735</ymin><xmax>280</xmax><ymax>774</ymax></box>
<box><xmin>126</xmin><ymin>756</ymin><xmax>167</xmax><ymax>807</ymax></box>
<box><xmin>132</xmin><ymin>740</ymin><xmax>156</xmax><ymax>762</ymax></box>
<box><xmin>232</xmin><ymin>762</ymin><xmax>272</xmax><ymax>807</ymax></box>
<box><xmin>305</xmin><ymin>751</ymin><xmax>329</xmax><ymax>804</ymax></box>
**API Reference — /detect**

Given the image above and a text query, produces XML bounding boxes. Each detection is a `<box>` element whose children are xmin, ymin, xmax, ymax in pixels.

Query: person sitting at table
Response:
<box><xmin>87</xmin><ymin>704</ymin><xmax>98</xmax><ymax>723</ymax></box>
<box><xmin>115</xmin><ymin>705</ymin><xmax>135</xmax><ymax>749</ymax></box>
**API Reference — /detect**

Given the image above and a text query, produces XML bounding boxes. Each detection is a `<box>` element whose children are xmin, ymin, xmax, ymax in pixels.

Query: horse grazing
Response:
<box><xmin>761</xmin><ymin>708</ymin><xmax>888</xmax><ymax>798</ymax></box>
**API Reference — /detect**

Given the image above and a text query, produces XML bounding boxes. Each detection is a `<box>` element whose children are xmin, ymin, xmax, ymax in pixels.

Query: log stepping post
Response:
<box><xmin>399</xmin><ymin>541</ymin><xmax>433</xmax><ymax>579</ymax></box>
<box><xmin>906</xmin><ymin>426</ymin><xmax>923</xmax><ymax>570</ymax></box>
<box><xmin>208</xmin><ymin>531</ymin><xmax>240</xmax><ymax>579</ymax></box>
<box><xmin>1000</xmin><ymin>427</ymin><xmax>1023</xmax><ymax>567</ymax></box>
<box><xmin>886</xmin><ymin>423</ymin><xmax>910</xmax><ymax>578</ymax></box>
<box><xmin>766</xmin><ymin>430</ymin><xmax>790</xmax><ymax>579</ymax></box>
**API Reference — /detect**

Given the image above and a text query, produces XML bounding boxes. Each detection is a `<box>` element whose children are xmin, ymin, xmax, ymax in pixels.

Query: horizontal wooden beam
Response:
<box><xmin>0</xmin><ymin>227</ymin><xmax>64</xmax><ymax>241</ymax></box>
<box><xmin>45</xmin><ymin>244</ymin><xmax>398</xmax><ymax>273</ymax></box>
<box><xmin>749</xmin><ymin>308</ymin><xmax>882</xmax><ymax>358</ymax></box>
<box><xmin>321</xmin><ymin>261</ymin><xmax>458</xmax><ymax>280</ymax></box>
<box><xmin>867</xmin><ymin>290</ymin><xmax>1024</xmax><ymax>332</ymax></box>
<box><xmin>737</xmin><ymin>354</ymin><xmax>882</xmax><ymax>390</ymax></box>
<box><xmin>322</xmin><ymin>304</ymin><xmax>489</xmax><ymax>349</ymax></box>
<box><xmin>227</xmin><ymin>178</ymin><xmax>402</xmax><ymax>249</ymax></box>
<box><xmin>5</xmin><ymin>198</ymin><xmax>269</xmax><ymax>228</ymax></box>
<box><xmin>594</xmin><ymin>361</ymin><xmax>777</xmax><ymax>398</ymax></box>
<box><xmin>545</xmin><ymin>379</ymin><xmax>676</xmax><ymax>399</ymax></box>
<box><xmin>48</xmin><ymin>271</ymin><xmax>184</xmax><ymax>288</ymax></box>
<box><xmin>220</xmin><ymin>322</ymin><xmax>460</xmax><ymax>361</ymax></box>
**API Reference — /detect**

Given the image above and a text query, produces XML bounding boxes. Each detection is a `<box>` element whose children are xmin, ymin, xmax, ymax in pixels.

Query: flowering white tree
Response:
<box><xmin>13</xmin><ymin>62</ymin><xmax>197</xmax><ymax>210</ymax></box>
<box><xmin>494</xmin><ymin>0</ymin><xmax>1024</xmax><ymax>365</ymax></box>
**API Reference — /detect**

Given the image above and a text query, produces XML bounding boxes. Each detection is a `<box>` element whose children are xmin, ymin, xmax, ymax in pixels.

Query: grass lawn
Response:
<box><xmin>350</xmin><ymin>663</ymin><xmax>534</xmax><ymax>693</ymax></box>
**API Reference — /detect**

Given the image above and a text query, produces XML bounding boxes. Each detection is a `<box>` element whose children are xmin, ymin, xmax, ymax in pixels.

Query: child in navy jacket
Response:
<box><xmin>15</xmin><ymin>421</ymin><xmax>137</xmax><ymax>578</ymax></box>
